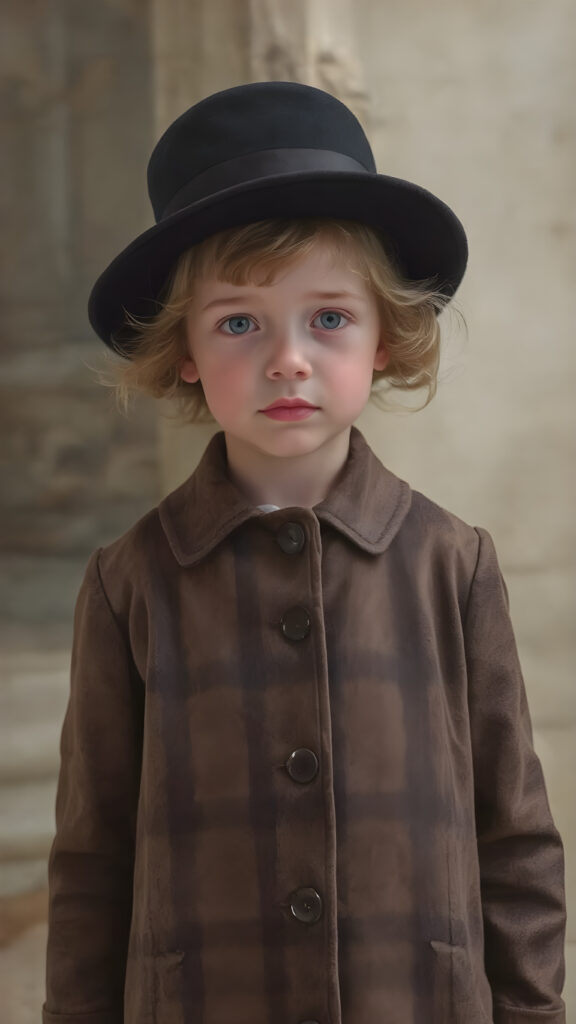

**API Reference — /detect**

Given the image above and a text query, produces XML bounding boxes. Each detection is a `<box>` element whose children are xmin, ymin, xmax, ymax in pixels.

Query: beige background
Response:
<box><xmin>1</xmin><ymin>0</ymin><xmax>574</xmax><ymax>1020</ymax></box>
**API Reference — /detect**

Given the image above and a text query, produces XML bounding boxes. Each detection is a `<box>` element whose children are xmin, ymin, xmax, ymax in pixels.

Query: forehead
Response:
<box><xmin>194</xmin><ymin>237</ymin><xmax>371</xmax><ymax>302</ymax></box>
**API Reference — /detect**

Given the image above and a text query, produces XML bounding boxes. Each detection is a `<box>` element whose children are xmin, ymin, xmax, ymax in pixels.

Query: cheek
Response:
<box><xmin>326</xmin><ymin>354</ymin><xmax>375</xmax><ymax>401</ymax></box>
<box><xmin>201</xmin><ymin>359</ymin><xmax>250</xmax><ymax>410</ymax></box>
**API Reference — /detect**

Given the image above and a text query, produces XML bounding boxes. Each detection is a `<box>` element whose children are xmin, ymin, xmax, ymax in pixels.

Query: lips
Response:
<box><xmin>261</xmin><ymin>398</ymin><xmax>318</xmax><ymax>411</ymax></box>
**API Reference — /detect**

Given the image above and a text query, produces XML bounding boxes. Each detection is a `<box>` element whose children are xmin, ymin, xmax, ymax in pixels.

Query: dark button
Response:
<box><xmin>286</xmin><ymin>748</ymin><xmax>319</xmax><ymax>784</ymax></box>
<box><xmin>276</xmin><ymin>521</ymin><xmax>306</xmax><ymax>555</ymax></box>
<box><xmin>281</xmin><ymin>606</ymin><xmax>311</xmax><ymax>641</ymax></box>
<box><xmin>290</xmin><ymin>887</ymin><xmax>323</xmax><ymax>924</ymax></box>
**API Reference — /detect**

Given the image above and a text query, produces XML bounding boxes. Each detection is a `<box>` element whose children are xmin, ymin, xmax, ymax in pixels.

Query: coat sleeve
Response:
<box><xmin>43</xmin><ymin>549</ymin><xmax>144</xmax><ymax>1024</ymax></box>
<box><xmin>464</xmin><ymin>527</ymin><xmax>566</xmax><ymax>1024</ymax></box>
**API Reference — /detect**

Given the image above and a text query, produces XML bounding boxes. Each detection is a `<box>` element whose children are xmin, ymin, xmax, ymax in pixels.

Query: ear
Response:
<box><xmin>180</xmin><ymin>357</ymin><xmax>200</xmax><ymax>383</ymax></box>
<box><xmin>373</xmin><ymin>340</ymin><xmax>390</xmax><ymax>372</ymax></box>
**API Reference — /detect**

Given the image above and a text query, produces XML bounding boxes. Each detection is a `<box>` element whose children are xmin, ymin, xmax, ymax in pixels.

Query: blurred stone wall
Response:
<box><xmin>0</xmin><ymin>0</ymin><xmax>159</xmax><ymax>652</ymax></box>
<box><xmin>0</xmin><ymin>0</ymin><xmax>158</xmax><ymax>924</ymax></box>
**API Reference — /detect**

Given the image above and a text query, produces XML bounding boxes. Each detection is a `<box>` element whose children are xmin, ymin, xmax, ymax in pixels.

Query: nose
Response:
<box><xmin>265</xmin><ymin>326</ymin><xmax>313</xmax><ymax>380</ymax></box>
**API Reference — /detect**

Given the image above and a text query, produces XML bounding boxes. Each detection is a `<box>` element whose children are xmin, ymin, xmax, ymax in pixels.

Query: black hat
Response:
<box><xmin>88</xmin><ymin>81</ymin><xmax>468</xmax><ymax>354</ymax></box>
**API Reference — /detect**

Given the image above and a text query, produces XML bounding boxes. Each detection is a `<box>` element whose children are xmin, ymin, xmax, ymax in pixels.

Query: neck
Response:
<box><xmin>224</xmin><ymin>429</ymin><xmax>352</xmax><ymax>509</ymax></box>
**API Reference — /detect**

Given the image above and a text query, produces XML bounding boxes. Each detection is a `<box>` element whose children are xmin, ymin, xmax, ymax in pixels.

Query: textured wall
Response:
<box><xmin>0</xmin><ymin>0</ymin><xmax>159</xmax><ymax>650</ymax></box>
<box><xmin>0</xmin><ymin>2</ymin><xmax>159</xmax><ymax>1014</ymax></box>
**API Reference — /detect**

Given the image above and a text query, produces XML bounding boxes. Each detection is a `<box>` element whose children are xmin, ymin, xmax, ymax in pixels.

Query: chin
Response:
<box><xmin>268</xmin><ymin>436</ymin><xmax>337</xmax><ymax>460</ymax></box>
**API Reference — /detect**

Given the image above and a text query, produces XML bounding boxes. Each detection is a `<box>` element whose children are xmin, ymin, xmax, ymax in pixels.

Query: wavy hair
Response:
<box><xmin>102</xmin><ymin>218</ymin><xmax>461</xmax><ymax>422</ymax></box>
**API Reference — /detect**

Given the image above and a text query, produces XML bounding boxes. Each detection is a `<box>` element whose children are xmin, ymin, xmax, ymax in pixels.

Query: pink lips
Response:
<box><xmin>262</xmin><ymin>407</ymin><xmax>317</xmax><ymax>421</ymax></box>
<box><xmin>260</xmin><ymin>398</ymin><xmax>319</xmax><ymax>421</ymax></box>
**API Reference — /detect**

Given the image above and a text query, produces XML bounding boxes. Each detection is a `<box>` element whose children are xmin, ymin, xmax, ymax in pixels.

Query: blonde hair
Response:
<box><xmin>105</xmin><ymin>218</ymin><xmax>460</xmax><ymax>422</ymax></box>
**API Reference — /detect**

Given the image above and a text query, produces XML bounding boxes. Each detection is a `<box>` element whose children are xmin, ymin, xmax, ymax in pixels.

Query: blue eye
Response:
<box><xmin>221</xmin><ymin>315</ymin><xmax>254</xmax><ymax>335</ymax></box>
<box><xmin>313</xmin><ymin>310</ymin><xmax>346</xmax><ymax>330</ymax></box>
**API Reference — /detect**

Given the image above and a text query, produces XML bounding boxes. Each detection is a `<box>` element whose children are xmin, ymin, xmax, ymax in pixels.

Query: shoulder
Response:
<box><xmin>98</xmin><ymin>505</ymin><xmax>166</xmax><ymax>576</ymax></box>
<box><xmin>83</xmin><ymin>504</ymin><xmax>173</xmax><ymax>617</ymax></box>
<box><xmin>405</xmin><ymin>486</ymin><xmax>482</xmax><ymax>552</ymax></box>
<box><xmin>397</xmin><ymin>485</ymin><xmax>496</xmax><ymax>603</ymax></box>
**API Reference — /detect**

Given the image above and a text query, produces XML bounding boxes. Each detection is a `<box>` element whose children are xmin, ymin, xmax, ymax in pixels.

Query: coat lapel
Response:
<box><xmin>159</xmin><ymin>426</ymin><xmax>412</xmax><ymax>566</ymax></box>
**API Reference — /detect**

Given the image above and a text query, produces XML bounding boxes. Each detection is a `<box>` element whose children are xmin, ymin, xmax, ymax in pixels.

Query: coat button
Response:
<box><xmin>286</xmin><ymin>748</ymin><xmax>319</xmax><ymax>784</ymax></box>
<box><xmin>276</xmin><ymin>521</ymin><xmax>306</xmax><ymax>554</ymax></box>
<box><xmin>289</xmin><ymin>887</ymin><xmax>323</xmax><ymax>924</ymax></box>
<box><xmin>281</xmin><ymin>606</ymin><xmax>311</xmax><ymax>640</ymax></box>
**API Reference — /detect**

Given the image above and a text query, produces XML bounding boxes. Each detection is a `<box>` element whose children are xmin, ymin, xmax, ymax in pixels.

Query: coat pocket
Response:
<box><xmin>430</xmin><ymin>940</ymin><xmax>493</xmax><ymax>1024</ymax></box>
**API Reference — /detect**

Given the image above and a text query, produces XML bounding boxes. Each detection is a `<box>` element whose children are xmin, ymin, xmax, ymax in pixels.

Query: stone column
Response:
<box><xmin>1</xmin><ymin>5</ymin><xmax>159</xmax><ymax>1014</ymax></box>
<box><xmin>249</xmin><ymin>0</ymin><xmax>368</xmax><ymax>121</ymax></box>
<box><xmin>0</xmin><ymin>0</ymin><xmax>157</xmax><ymax>910</ymax></box>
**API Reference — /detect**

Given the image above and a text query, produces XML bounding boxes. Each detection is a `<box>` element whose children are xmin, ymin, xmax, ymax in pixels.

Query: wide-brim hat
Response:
<box><xmin>88</xmin><ymin>81</ymin><xmax>468</xmax><ymax>354</ymax></box>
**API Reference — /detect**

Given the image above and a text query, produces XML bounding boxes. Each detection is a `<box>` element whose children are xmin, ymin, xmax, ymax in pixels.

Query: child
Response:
<box><xmin>43</xmin><ymin>82</ymin><xmax>566</xmax><ymax>1024</ymax></box>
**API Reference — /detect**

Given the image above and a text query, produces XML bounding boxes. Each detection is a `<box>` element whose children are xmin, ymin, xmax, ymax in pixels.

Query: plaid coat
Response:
<box><xmin>44</xmin><ymin>426</ymin><xmax>566</xmax><ymax>1024</ymax></box>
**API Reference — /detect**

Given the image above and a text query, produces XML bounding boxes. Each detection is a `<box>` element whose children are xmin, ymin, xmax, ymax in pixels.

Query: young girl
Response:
<box><xmin>43</xmin><ymin>82</ymin><xmax>566</xmax><ymax>1024</ymax></box>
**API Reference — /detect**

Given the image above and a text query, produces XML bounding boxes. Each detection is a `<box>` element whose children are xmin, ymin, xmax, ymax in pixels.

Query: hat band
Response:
<box><xmin>159</xmin><ymin>148</ymin><xmax>370</xmax><ymax>220</ymax></box>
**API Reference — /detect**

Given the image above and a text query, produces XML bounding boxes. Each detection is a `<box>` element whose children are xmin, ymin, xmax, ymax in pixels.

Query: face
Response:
<box><xmin>180</xmin><ymin>239</ymin><xmax>389</xmax><ymax>463</ymax></box>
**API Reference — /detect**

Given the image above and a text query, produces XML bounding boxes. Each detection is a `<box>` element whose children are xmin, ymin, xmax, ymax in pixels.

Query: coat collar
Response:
<box><xmin>159</xmin><ymin>426</ymin><xmax>412</xmax><ymax>566</ymax></box>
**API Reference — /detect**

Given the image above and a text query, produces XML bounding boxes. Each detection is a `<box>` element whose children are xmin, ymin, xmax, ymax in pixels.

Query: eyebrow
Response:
<box><xmin>200</xmin><ymin>290</ymin><xmax>366</xmax><ymax>312</ymax></box>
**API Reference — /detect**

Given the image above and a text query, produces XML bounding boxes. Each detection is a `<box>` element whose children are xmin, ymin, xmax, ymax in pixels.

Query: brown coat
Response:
<box><xmin>43</xmin><ymin>427</ymin><xmax>566</xmax><ymax>1024</ymax></box>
